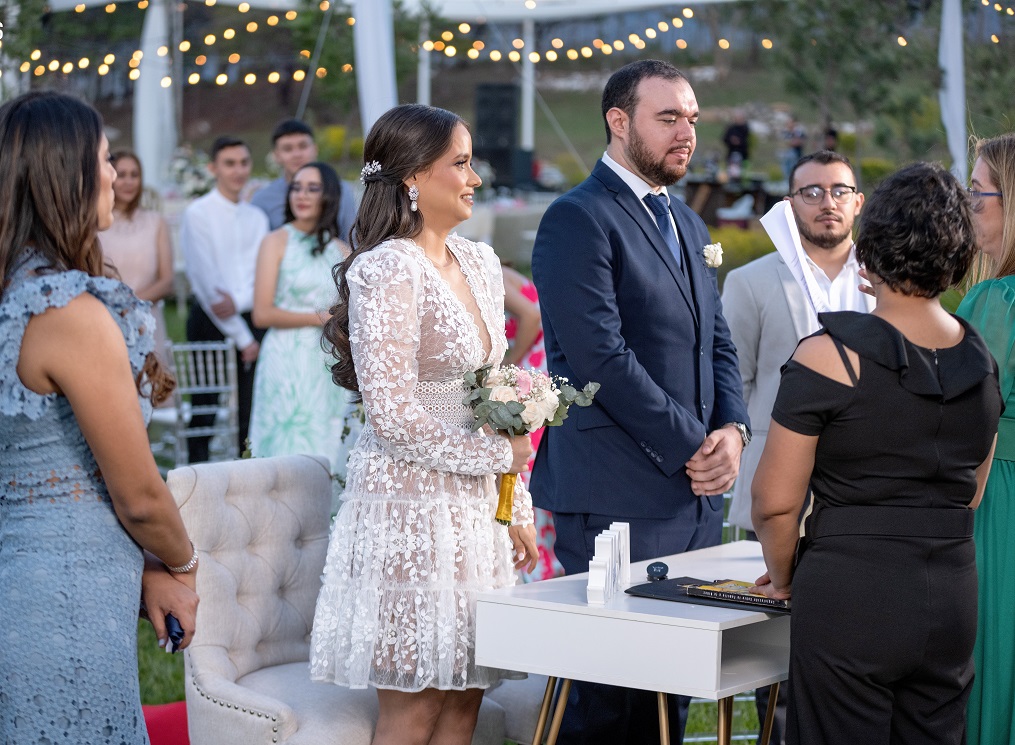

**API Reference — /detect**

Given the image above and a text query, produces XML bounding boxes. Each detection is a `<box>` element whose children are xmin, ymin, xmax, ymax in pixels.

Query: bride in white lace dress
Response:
<box><xmin>311</xmin><ymin>104</ymin><xmax>538</xmax><ymax>745</ymax></box>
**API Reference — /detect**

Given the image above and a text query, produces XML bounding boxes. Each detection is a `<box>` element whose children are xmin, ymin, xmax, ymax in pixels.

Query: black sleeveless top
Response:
<box><xmin>772</xmin><ymin>311</ymin><xmax>1002</xmax><ymax>511</ymax></box>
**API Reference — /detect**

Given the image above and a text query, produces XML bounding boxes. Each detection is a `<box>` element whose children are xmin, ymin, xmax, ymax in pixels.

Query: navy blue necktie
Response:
<box><xmin>643</xmin><ymin>193</ymin><xmax>683</xmax><ymax>272</ymax></box>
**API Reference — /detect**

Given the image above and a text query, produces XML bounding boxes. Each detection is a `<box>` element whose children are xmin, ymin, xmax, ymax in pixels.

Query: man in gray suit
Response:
<box><xmin>721</xmin><ymin>149</ymin><xmax>871</xmax><ymax>743</ymax></box>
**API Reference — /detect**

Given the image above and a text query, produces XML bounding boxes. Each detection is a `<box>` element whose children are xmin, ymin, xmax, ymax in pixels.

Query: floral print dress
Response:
<box><xmin>310</xmin><ymin>234</ymin><xmax>533</xmax><ymax>692</ymax></box>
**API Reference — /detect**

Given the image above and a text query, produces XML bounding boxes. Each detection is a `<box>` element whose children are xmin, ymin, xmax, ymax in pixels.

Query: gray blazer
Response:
<box><xmin>721</xmin><ymin>251</ymin><xmax>816</xmax><ymax>532</ymax></box>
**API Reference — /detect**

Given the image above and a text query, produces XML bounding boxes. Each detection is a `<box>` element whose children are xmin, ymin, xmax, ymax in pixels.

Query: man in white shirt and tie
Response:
<box><xmin>721</xmin><ymin>149</ymin><xmax>871</xmax><ymax>745</ymax></box>
<box><xmin>180</xmin><ymin>135</ymin><xmax>269</xmax><ymax>462</ymax></box>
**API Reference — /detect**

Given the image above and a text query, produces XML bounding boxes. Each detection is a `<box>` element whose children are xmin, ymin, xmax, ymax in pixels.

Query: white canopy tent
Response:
<box><xmin>34</xmin><ymin>0</ymin><xmax>967</xmax><ymax>188</ymax></box>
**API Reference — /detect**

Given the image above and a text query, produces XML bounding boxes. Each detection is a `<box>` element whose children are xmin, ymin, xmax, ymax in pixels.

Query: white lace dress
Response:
<box><xmin>310</xmin><ymin>234</ymin><xmax>534</xmax><ymax>692</ymax></box>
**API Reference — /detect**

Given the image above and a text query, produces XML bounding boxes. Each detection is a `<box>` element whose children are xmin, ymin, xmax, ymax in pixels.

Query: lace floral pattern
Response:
<box><xmin>310</xmin><ymin>235</ymin><xmax>533</xmax><ymax>691</ymax></box>
<box><xmin>0</xmin><ymin>255</ymin><xmax>156</xmax><ymax>422</ymax></box>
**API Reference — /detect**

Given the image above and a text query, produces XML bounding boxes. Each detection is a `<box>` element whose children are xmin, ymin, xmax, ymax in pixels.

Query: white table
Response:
<box><xmin>475</xmin><ymin>541</ymin><xmax>789</xmax><ymax>745</ymax></box>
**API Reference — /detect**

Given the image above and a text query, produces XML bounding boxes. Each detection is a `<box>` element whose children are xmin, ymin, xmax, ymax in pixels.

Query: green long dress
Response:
<box><xmin>958</xmin><ymin>275</ymin><xmax>1015</xmax><ymax>745</ymax></box>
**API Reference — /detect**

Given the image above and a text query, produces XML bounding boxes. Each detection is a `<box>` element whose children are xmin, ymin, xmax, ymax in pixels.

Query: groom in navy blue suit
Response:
<box><xmin>530</xmin><ymin>60</ymin><xmax>751</xmax><ymax>744</ymax></box>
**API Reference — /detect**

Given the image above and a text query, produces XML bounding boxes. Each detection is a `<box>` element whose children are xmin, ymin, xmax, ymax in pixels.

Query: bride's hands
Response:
<box><xmin>508</xmin><ymin>523</ymin><xmax>538</xmax><ymax>573</ymax></box>
<box><xmin>506</xmin><ymin>434</ymin><xmax>534</xmax><ymax>474</ymax></box>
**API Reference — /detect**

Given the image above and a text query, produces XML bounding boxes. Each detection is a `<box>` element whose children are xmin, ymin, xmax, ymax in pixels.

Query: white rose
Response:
<box><xmin>538</xmin><ymin>395</ymin><xmax>561</xmax><ymax>422</ymax></box>
<box><xmin>485</xmin><ymin>369</ymin><xmax>507</xmax><ymax>386</ymax></box>
<box><xmin>488</xmin><ymin>385</ymin><xmax>518</xmax><ymax>403</ymax></box>
<box><xmin>520</xmin><ymin>400</ymin><xmax>545</xmax><ymax>428</ymax></box>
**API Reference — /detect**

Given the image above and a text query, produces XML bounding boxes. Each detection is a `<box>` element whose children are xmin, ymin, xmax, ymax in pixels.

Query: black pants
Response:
<box><xmin>746</xmin><ymin>530</ymin><xmax>789</xmax><ymax>745</ymax></box>
<box><xmin>551</xmin><ymin>508</ymin><xmax>723</xmax><ymax>745</ymax></box>
<box><xmin>184</xmin><ymin>301</ymin><xmax>265</xmax><ymax>463</ymax></box>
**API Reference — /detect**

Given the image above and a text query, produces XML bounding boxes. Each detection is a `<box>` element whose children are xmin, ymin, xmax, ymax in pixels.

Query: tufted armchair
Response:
<box><xmin>168</xmin><ymin>454</ymin><xmax>543</xmax><ymax>745</ymax></box>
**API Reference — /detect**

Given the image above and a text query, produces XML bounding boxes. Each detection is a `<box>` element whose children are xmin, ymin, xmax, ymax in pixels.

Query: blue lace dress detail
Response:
<box><xmin>0</xmin><ymin>255</ymin><xmax>156</xmax><ymax>744</ymax></box>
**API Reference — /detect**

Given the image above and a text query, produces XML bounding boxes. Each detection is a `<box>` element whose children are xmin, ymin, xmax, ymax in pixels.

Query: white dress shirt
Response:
<box><xmin>802</xmin><ymin>249</ymin><xmax>871</xmax><ymax>334</ymax></box>
<box><xmin>602</xmin><ymin>151</ymin><xmax>681</xmax><ymax>247</ymax></box>
<box><xmin>180</xmin><ymin>187</ymin><xmax>269</xmax><ymax>350</ymax></box>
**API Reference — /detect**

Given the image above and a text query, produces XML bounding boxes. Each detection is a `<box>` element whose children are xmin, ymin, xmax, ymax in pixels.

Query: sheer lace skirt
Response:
<box><xmin>310</xmin><ymin>382</ymin><xmax>523</xmax><ymax>692</ymax></box>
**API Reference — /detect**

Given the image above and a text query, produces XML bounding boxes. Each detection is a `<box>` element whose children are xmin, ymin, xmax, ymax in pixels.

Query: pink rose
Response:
<box><xmin>516</xmin><ymin>369</ymin><xmax>533</xmax><ymax>397</ymax></box>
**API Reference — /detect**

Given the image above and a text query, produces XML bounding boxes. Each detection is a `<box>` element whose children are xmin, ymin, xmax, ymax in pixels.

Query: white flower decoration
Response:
<box><xmin>703</xmin><ymin>242</ymin><xmax>723</xmax><ymax>268</ymax></box>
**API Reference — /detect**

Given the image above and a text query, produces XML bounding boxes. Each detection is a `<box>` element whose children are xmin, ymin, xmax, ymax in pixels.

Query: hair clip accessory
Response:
<box><xmin>360</xmin><ymin>160</ymin><xmax>382</xmax><ymax>184</ymax></box>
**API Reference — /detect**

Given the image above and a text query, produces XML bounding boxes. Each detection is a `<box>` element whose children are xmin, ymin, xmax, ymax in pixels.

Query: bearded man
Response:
<box><xmin>530</xmin><ymin>59</ymin><xmax>751</xmax><ymax>745</ymax></box>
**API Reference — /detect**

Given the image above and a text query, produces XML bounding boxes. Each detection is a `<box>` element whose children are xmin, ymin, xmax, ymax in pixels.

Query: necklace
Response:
<box><xmin>428</xmin><ymin>246</ymin><xmax>456</xmax><ymax>269</ymax></box>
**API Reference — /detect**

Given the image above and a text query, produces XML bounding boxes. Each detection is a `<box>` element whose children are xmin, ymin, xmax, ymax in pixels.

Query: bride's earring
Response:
<box><xmin>408</xmin><ymin>185</ymin><xmax>419</xmax><ymax>212</ymax></box>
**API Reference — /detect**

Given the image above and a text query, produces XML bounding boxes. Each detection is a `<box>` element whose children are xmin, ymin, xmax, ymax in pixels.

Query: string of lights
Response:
<box><xmin>15</xmin><ymin>0</ymin><xmax>1013</xmax><ymax>86</ymax></box>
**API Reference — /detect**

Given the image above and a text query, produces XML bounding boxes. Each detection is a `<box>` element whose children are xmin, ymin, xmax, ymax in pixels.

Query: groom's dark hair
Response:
<box><xmin>602</xmin><ymin>60</ymin><xmax>688</xmax><ymax>144</ymax></box>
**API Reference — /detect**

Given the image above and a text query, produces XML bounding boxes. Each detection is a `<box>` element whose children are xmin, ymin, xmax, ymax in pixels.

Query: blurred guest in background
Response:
<box><xmin>180</xmin><ymin>135</ymin><xmax>268</xmax><ymax>461</ymax></box>
<box><xmin>249</xmin><ymin>161</ymin><xmax>354</xmax><ymax>483</ymax></box>
<box><xmin>753</xmin><ymin>162</ymin><xmax>1000</xmax><ymax>744</ymax></box>
<box><xmin>252</xmin><ymin>119</ymin><xmax>357</xmax><ymax>242</ymax></box>
<box><xmin>722</xmin><ymin>110</ymin><xmax>750</xmax><ymax>179</ymax></box>
<box><xmin>98</xmin><ymin>150</ymin><xmax>174</xmax><ymax>363</ymax></box>
<box><xmin>503</xmin><ymin>263</ymin><xmax>563</xmax><ymax>581</ymax></box>
<box><xmin>956</xmin><ymin>131</ymin><xmax>1015</xmax><ymax>745</ymax></box>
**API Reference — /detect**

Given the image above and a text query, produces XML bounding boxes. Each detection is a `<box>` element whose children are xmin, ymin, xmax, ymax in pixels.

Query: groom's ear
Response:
<box><xmin>605</xmin><ymin>107</ymin><xmax>628</xmax><ymax>142</ymax></box>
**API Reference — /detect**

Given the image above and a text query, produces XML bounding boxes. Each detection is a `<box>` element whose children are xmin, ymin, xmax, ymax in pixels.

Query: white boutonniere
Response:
<box><xmin>703</xmin><ymin>242</ymin><xmax>723</xmax><ymax>268</ymax></box>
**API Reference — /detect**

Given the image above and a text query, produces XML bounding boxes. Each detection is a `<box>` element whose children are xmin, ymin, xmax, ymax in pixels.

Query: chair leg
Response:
<box><xmin>544</xmin><ymin>678</ymin><xmax>571</xmax><ymax>745</ymax></box>
<box><xmin>531</xmin><ymin>676</ymin><xmax>557</xmax><ymax>745</ymax></box>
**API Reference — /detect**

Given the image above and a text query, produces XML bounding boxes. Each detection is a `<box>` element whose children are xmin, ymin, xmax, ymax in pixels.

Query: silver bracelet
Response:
<box><xmin>166</xmin><ymin>541</ymin><xmax>199</xmax><ymax>574</ymax></box>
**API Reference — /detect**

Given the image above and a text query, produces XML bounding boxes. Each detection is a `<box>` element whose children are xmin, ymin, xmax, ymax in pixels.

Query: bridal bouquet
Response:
<box><xmin>463</xmin><ymin>364</ymin><xmax>600</xmax><ymax>525</ymax></box>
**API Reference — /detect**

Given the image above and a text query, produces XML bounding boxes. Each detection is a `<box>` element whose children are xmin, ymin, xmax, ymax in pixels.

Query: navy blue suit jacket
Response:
<box><xmin>530</xmin><ymin>160</ymin><xmax>749</xmax><ymax>521</ymax></box>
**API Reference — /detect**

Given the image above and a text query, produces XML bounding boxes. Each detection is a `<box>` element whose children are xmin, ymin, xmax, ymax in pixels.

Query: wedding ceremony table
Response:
<box><xmin>475</xmin><ymin>540</ymin><xmax>789</xmax><ymax>745</ymax></box>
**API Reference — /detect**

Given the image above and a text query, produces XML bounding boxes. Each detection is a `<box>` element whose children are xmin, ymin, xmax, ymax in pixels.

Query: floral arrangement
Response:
<box><xmin>168</xmin><ymin>145</ymin><xmax>215</xmax><ymax>198</ymax></box>
<box><xmin>464</xmin><ymin>364</ymin><xmax>599</xmax><ymax>525</ymax></box>
<box><xmin>703</xmin><ymin>242</ymin><xmax>723</xmax><ymax>268</ymax></box>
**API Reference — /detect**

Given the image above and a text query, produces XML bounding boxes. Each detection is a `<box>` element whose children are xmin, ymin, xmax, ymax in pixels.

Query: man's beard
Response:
<box><xmin>794</xmin><ymin>212</ymin><xmax>853</xmax><ymax>250</ymax></box>
<box><xmin>626</xmin><ymin>124</ymin><xmax>688</xmax><ymax>187</ymax></box>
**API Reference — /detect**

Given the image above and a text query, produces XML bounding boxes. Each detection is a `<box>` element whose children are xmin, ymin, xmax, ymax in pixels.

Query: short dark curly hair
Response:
<box><xmin>855</xmin><ymin>161</ymin><xmax>976</xmax><ymax>298</ymax></box>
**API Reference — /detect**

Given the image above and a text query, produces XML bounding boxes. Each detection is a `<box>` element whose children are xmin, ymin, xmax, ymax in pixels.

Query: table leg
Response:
<box><xmin>531</xmin><ymin>676</ymin><xmax>558</xmax><ymax>745</ymax></box>
<box><xmin>759</xmin><ymin>682</ymin><xmax>780</xmax><ymax>745</ymax></box>
<box><xmin>716</xmin><ymin>695</ymin><xmax>734</xmax><ymax>745</ymax></box>
<box><xmin>544</xmin><ymin>678</ymin><xmax>572</xmax><ymax>745</ymax></box>
<box><xmin>657</xmin><ymin>691</ymin><xmax>670</xmax><ymax>745</ymax></box>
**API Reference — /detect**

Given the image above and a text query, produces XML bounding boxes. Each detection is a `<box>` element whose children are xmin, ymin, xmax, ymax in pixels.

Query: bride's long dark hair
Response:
<box><xmin>322</xmin><ymin>104</ymin><xmax>465</xmax><ymax>392</ymax></box>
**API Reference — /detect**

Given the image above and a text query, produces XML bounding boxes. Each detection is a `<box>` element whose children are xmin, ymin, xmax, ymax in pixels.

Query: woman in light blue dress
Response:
<box><xmin>0</xmin><ymin>92</ymin><xmax>199</xmax><ymax>744</ymax></box>
<box><xmin>249</xmin><ymin>162</ymin><xmax>355</xmax><ymax>481</ymax></box>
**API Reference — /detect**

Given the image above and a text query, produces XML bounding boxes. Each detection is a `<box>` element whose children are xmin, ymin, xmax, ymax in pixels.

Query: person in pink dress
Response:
<box><xmin>503</xmin><ymin>264</ymin><xmax>564</xmax><ymax>581</ymax></box>
<box><xmin>98</xmin><ymin>151</ymin><xmax>174</xmax><ymax>363</ymax></box>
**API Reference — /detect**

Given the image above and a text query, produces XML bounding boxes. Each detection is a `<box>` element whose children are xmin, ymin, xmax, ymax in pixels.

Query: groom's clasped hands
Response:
<box><xmin>684</xmin><ymin>426</ymin><xmax>744</xmax><ymax>496</ymax></box>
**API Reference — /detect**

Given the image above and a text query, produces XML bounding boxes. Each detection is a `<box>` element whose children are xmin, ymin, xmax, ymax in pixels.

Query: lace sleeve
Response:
<box><xmin>348</xmin><ymin>248</ymin><xmax>513</xmax><ymax>475</ymax></box>
<box><xmin>511</xmin><ymin>473</ymin><xmax>534</xmax><ymax>526</ymax></box>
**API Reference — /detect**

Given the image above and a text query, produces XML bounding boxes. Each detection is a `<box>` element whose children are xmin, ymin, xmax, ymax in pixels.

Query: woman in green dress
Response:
<box><xmin>958</xmin><ymin>132</ymin><xmax>1015</xmax><ymax>745</ymax></box>
<box><xmin>249</xmin><ymin>162</ymin><xmax>354</xmax><ymax>479</ymax></box>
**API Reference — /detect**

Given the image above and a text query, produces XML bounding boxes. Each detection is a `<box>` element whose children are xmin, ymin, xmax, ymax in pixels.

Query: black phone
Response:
<box><xmin>166</xmin><ymin>613</ymin><xmax>185</xmax><ymax>653</ymax></box>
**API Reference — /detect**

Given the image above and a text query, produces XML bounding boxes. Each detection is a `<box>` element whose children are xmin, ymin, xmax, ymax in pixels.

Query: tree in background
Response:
<box><xmin>289</xmin><ymin>0</ymin><xmax>430</xmax><ymax>122</ymax></box>
<box><xmin>742</xmin><ymin>0</ymin><xmax>936</xmax><ymax>158</ymax></box>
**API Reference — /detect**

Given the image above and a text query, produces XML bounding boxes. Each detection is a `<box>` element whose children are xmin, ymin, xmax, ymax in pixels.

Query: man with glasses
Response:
<box><xmin>720</xmin><ymin>149</ymin><xmax>872</xmax><ymax>745</ymax></box>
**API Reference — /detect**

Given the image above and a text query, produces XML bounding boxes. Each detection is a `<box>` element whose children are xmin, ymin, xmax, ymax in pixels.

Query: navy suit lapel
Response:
<box><xmin>610</xmin><ymin>187</ymin><xmax>697</xmax><ymax>319</ymax></box>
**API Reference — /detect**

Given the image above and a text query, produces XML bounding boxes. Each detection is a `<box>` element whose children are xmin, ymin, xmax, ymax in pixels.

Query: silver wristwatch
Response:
<box><xmin>725</xmin><ymin>421</ymin><xmax>752</xmax><ymax>448</ymax></box>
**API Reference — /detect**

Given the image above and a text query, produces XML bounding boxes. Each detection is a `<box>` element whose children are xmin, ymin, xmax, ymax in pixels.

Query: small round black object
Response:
<box><xmin>647</xmin><ymin>561</ymin><xmax>669</xmax><ymax>581</ymax></box>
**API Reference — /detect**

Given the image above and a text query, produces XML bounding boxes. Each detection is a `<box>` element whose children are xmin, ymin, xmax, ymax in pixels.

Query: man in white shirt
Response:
<box><xmin>181</xmin><ymin>135</ymin><xmax>269</xmax><ymax>462</ymax></box>
<box><xmin>721</xmin><ymin>149</ymin><xmax>871</xmax><ymax>744</ymax></box>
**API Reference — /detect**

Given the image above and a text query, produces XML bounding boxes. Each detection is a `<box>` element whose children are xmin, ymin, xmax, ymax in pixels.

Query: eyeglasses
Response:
<box><xmin>967</xmin><ymin>188</ymin><xmax>1002</xmax><ymax>208</ymax></box>
<box><xmin>791</xmin><ymin>184</ymin><xmax>858</xmax><ymax>205</ymax></box>
<box><xmin>289</xmin><ymin>183</ymin><xmax>323</xmax><ymax>195</ymax></box>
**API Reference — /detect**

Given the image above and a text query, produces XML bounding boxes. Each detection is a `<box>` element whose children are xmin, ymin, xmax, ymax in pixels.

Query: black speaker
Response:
<box><xmin>475</xmin><ymin>146</ymin><xmax>514</xmax><ymax>188</ymax></box>
<box><xmin>475</xmin><ymin>83</ymin><xmax>519</xmax><ymax>150</ymax></box>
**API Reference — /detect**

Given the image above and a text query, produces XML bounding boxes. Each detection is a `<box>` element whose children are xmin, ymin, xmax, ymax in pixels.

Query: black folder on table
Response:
<box><xmin>625</xmin><ymin>576</ymin><xmax>791</xmax><ymax>615</ymax></box>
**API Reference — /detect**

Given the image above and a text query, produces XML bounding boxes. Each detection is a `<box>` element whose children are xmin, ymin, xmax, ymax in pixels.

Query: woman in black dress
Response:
<box><xmin>751</xmin><ymin>162</ymin><xmax>1002</xmax><ymax>744</ymax></box>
